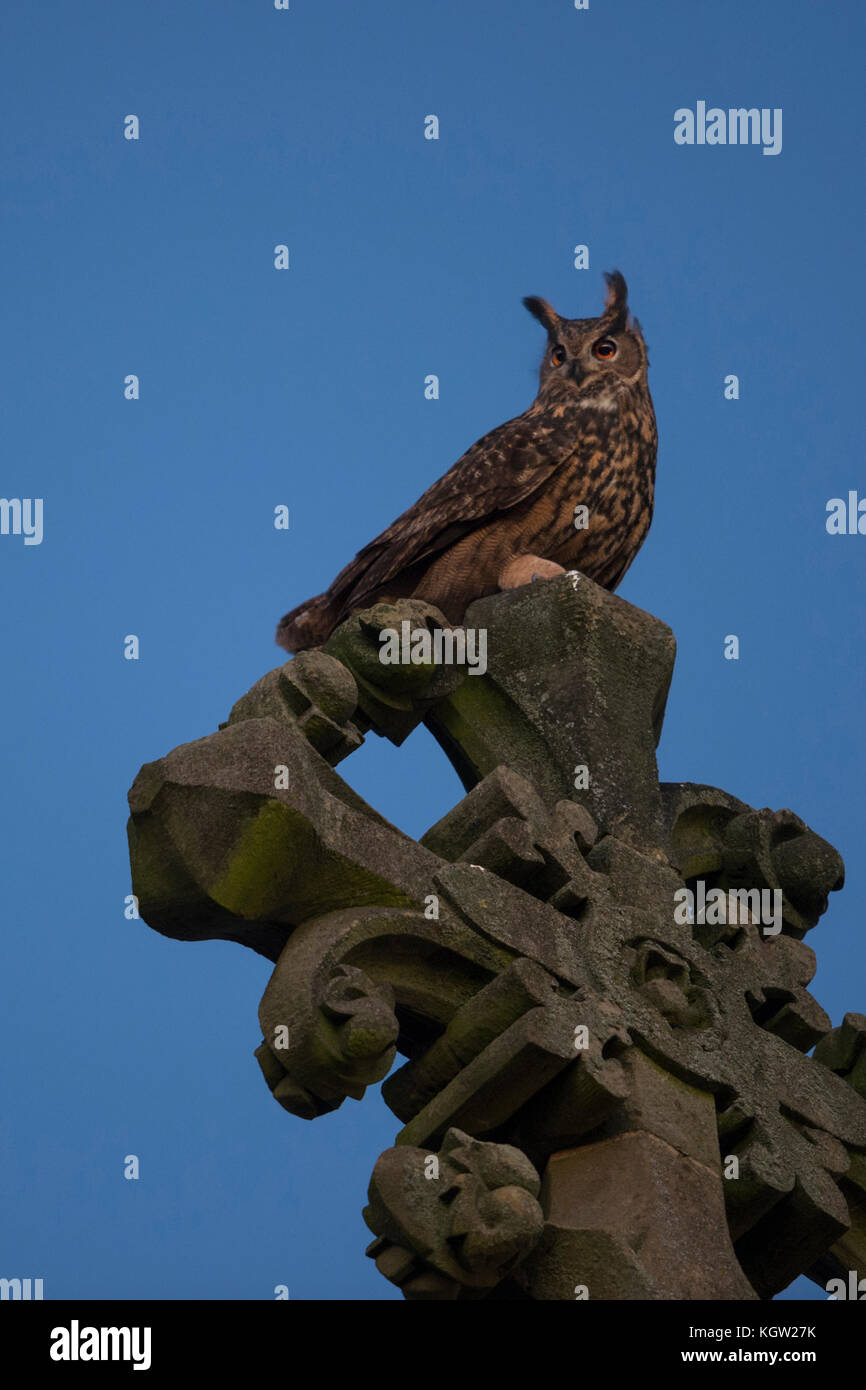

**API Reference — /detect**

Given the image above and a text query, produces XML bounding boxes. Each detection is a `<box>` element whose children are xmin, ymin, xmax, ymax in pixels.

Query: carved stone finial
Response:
<box><xmin>127</xmin><ymin>573</ymin><xmax>866</xmax><ymax>1299</ymax></box>
<box><xmin>364</xmin><ymin>1128</ymin><xmax>544</xmax><ymax>1298</ymax></box>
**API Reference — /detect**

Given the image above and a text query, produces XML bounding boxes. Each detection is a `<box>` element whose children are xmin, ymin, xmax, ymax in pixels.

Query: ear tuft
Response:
<box><xmin>523</xmin><ymin>296</ymin><xmax>561</xmax><ymax>336</ymax></box>
<box><xmin>603</xmin><ymin>270</ymin><xmax>628</xmax><ymax>316</ymax></box>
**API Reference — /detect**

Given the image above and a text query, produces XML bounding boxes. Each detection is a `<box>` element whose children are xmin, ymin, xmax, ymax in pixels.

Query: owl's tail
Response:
<box><xmin>275</xmin><ymin>592</ymin><xmax>340</xmax><ymax>652</ymax></box>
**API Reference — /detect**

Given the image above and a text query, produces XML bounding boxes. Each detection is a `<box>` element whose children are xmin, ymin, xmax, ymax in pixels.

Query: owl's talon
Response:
<box><xmin>499</xmin><ymin>555</ymin><xmax>567</xmax><ymax>590</ymax></box>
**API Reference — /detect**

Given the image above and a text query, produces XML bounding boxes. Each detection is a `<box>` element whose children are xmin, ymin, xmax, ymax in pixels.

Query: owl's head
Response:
<box><xmin>523</xmin><ymin>271</ymin><xmax>649</xmax><ymax>398</ymax></box>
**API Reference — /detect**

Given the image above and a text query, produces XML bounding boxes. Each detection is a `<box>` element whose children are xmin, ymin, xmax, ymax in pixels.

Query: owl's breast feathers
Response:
<box><xmin>544</xmin><ymin>380</ymin><xmax>657</xmax><ymax>590</ymax></box>
<box><xmin>276</xmin><ymin>374</ymin><xmax>656</xmax><ymax>650</ymax></box>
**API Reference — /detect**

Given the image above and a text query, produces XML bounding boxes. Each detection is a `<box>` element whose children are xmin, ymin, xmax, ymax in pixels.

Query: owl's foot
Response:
<box><xmin>498</xmin><ymin>555</ymin><xmax>567</xmax><ymax>590</ymax></box>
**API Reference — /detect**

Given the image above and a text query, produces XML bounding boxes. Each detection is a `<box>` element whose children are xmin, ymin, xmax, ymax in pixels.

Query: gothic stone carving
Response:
<box><xmin>127</xmin><ymin>573</ymin><xmax>866</xmax><ymax>1300</ymax></box>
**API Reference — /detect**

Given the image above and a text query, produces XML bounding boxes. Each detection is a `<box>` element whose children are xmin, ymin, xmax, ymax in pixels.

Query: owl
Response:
<box><xmin>276</xmin><ymin>271</ymin><xmax>656</xmax><ymax>652</ymax></box>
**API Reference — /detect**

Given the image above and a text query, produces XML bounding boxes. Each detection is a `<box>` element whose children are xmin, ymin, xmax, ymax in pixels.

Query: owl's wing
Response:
<box><xmin>325</xmin><ymin>403</ymin><xmax>566</xmax><ymax>608</ymax></box>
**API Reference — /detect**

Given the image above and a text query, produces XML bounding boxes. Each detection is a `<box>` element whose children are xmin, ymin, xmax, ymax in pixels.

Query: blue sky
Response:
<box><xmin>1</xmin><ymin>0</ymin><xmax>863</xmax><ymax>1301</ymax></box>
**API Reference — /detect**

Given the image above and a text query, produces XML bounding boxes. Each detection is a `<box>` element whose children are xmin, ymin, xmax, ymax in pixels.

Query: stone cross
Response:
<box><xmin>126</xmin><ymin>574</ymin><xmax>866</xmax><ymax>1300</ymax></box>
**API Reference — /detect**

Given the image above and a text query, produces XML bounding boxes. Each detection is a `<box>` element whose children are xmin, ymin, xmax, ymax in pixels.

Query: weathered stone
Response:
<box><xmin>258</xmin><ymin>962</ymin><xmax>399</xmax><ymax>1116</ymax></box>
<box><xmin>425</xmin><ymin>574</ymin><xmax>676</xmax><ymax>844</ymax></box>
<box><xmin>662</xmin><ymin>785</ymin><xmax>845</xmax><ymax>941</ymax></box>
<box><xmin>815</xmin><ymin>1013</ymin><xmax>866</xmax><ymax>1093</ymax></box>
<box><xmin>421</xmin><ymin>766</ymin><xmax>553</xmax><ymax>859</ymax></box>
<box><xmin>525</xmin><ymin>1131</ymin><xmax>757</xmax><ymax>1300</ymax></box>
<box><xmin>363</xmin><ymin>1128</ymin><xmax>544</xmax><ymax>1295</ymax></box>
<box><xmin>323</xmin><ymin>599</ymin><xmax>465</xmax><ymax>743</ymax></box>
<box><xmin>227</xmin><ymin>650</ymin><xmax>363</xmax><ymax>764</ymax></box>
<box><xmin>127</xmin><ymin>717</ymin><xmax>434</xmax><ymax>960</ymax></box>
<box><xmin>126</xmin><ymin>571</ymin><xmax>865</xmax><ymax>1300</ymax></box>
<box><xmin>383</xmin><ymin>957</ymin><xmax>561</xmax><ymax>1123</ymax></box>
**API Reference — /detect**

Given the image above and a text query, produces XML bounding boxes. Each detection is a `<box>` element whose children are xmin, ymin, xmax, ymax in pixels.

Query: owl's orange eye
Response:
<box><xmin>551</xmin><ymin>344</ymin><xmax>567</xmax><ymax>366</ymax></box>
<box><xmin>593</xmin><ymin>337</ymin><xmax>617</xmax><ymax>360</ymax></box>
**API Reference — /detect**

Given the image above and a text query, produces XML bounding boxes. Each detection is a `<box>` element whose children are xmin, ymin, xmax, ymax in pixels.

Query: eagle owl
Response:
<box><xmin>276</xmin><ymin>271</ymin><xmax>656</xmax><ymax>652</ymax></box>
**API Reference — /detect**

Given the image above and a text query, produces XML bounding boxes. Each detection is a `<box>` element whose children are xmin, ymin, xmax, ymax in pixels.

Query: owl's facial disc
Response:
<box><xmin>570</xmin><ymin>332</ymin><xmax>622</xmax><ymax>385</ymax></box>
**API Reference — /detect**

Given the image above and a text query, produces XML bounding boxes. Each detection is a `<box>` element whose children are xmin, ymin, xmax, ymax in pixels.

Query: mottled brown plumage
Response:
<box><xmin>276</xmin><ymin>271</ymin><xmax>657</xmax><ymax>651</ymax></box>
